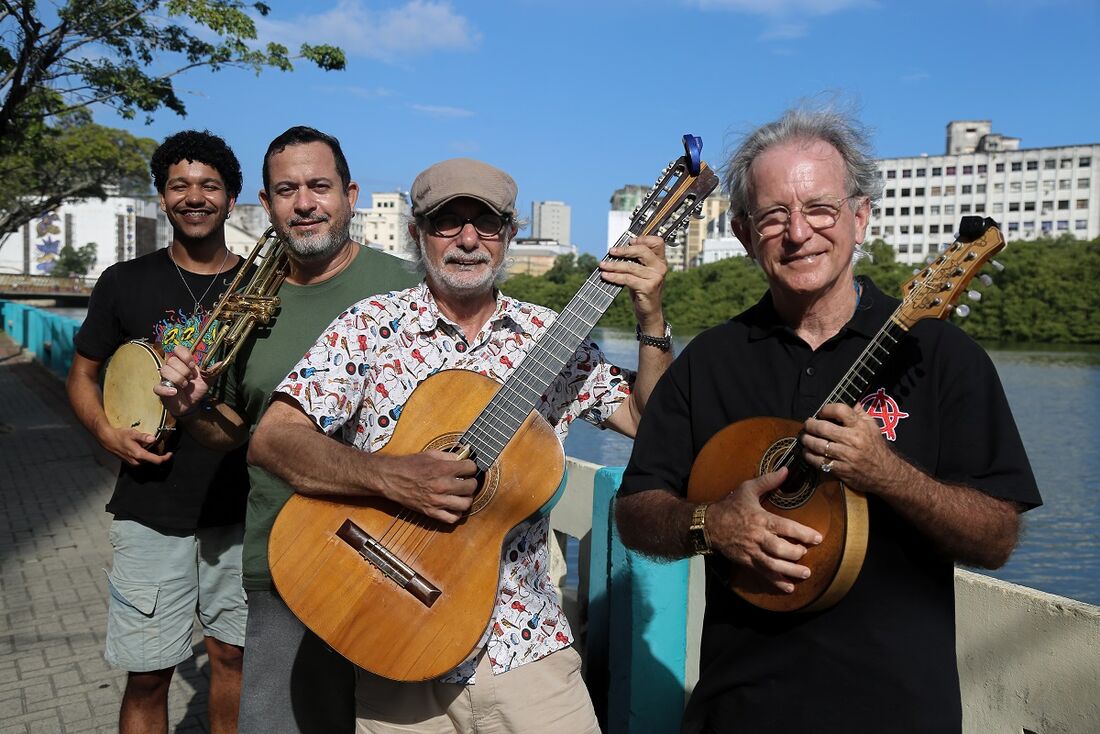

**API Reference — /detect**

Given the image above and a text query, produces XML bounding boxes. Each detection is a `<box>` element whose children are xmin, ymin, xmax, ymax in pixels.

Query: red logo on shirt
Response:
<box><xmin>860</xmin><ymin>388</ymin><xmax>909</xmax><ymax>442</ymax></box>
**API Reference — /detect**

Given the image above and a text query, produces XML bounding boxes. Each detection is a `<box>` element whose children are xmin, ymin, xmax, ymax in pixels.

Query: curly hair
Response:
<box><xmin>151</xmin><ymin>130</ymin><xmax>243</xmax><ymax>198</ymax></box>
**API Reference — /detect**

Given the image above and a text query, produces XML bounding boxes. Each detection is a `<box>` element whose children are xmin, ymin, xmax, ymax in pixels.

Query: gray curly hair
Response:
<box><xmin>725</xmin><ymin>106</ymin><xmax>883</xmax><ymax>220</ymax></box>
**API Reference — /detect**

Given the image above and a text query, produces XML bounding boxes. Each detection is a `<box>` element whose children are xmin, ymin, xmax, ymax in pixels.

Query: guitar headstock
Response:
<box><xmin>624</xmin><ymin>138</ymin><xmax>720</xmax><ymax>245</ymax></box>
<box><xmin>895</xmin><ymin>216</ymin><xmax>1006</xmax><ymax>329</ymax></box>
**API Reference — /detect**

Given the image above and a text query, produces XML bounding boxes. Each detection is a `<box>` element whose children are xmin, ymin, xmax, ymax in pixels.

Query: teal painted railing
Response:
<box><xmin>0</xmin><ymin>300</ymin><xmax>82</xmax><ymax>377</ymax></box>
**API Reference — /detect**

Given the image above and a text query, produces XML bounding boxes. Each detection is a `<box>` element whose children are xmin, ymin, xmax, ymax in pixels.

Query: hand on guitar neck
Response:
<box><xmin>705</xmin><ymin>467</ymin><xmax>824</xmax><ymax>594</ymax></box>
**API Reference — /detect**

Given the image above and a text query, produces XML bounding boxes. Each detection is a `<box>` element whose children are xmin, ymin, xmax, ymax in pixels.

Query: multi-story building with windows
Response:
<box><xmin>352</xmin><ymin>191</ymin><xmax>411</xmax><ymax>258</ymax></box>
<box><xmin>871</xmin><ymin>121</ymin><xmax>1100</xmax><ymax>264</ymax></box>
<box><xmin>532</xmin><ymin>200</ymin><xmax>571</xmax><ymax>246</ymax></box>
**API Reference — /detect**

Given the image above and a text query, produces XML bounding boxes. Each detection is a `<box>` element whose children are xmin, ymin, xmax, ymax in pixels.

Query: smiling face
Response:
<box><xmin>159</xmin><ymin>160</ymin><xmax>235</xmax><ymax>246</ymax></box>
<box><xmin>733</xmin><ymin>138</ymin><xmax>870</xmax><ymax>304</ymax></box>
<box><xmin>412</xmin><ymin>197</ymin><xmax>513</xmax><ymax>300</ymax></box>
<box><xmin>260</xmin><ymin>141</ymin><xmax>359</xmax><ymax>263</ymax></box>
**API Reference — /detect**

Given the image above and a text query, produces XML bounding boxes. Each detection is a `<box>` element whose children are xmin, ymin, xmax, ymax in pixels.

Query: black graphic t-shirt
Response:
<box><xmin>75</xmin><ymin>248</ymin><xmax>250</xmax><ymax>530</ymax></box>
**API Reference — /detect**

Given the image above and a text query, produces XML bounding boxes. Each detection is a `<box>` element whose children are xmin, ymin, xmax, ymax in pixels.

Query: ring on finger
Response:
<box><xmin>824</xmin><ymin>441</ymin><xmax>831</xmax><ymax>459</ymax></box>
<box><xmin>159</xmin><ymin>378</ymin><xmax>177</xmax><ymax>389</ymax></box>
<box><xmin>820</xmin><ymin>460</ymin><xmax>834</xmax><ymax>474</ymax></box>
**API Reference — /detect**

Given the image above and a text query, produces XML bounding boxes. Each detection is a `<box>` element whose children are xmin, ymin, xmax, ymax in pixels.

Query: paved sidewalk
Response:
<box><xmin>0</xmin><ymin>333</ymin><xmax>212</xmax><ymax>733</ymax></box>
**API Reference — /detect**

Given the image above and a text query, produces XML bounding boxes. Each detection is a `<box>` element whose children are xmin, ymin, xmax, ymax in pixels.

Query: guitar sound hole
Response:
<box><xmin>760</xmin><ymin>436</ymin><xmax>816</xmax><ymax>510</ymax></box>
<box><xmin>423</xmin><ymin>433</ymin><xmax>498</xmax><ymax>515</ymax></box>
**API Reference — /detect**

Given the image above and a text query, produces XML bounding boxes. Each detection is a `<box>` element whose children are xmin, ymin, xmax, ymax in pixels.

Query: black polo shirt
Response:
<box><xmin>619</xmin><ymin>276</ymin><xmax>1041</xmax><ymax>733</ymax></box>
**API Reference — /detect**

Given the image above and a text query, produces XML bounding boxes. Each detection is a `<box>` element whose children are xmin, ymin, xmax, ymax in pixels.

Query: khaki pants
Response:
<box><xmin>355</xmin><ymin>646</ymin><xmax>600</xmax><ymax>734</ymax></box>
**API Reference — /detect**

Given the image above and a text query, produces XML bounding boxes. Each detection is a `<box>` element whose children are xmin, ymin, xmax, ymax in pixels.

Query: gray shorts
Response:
<box><xmin>104</xmin><ymin>519</ymin><xmax>247</xmax><ymax>672</ymax></box>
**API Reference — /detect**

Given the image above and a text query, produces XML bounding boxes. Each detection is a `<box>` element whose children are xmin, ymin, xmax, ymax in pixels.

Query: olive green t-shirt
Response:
<box><xmin>226</xmin><ymin>244</ymin><xmax>419</xmax><ymax>591</ymax></box>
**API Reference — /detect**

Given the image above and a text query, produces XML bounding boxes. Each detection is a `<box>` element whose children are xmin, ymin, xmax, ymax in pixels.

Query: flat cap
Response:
<box><xmin>410</xmin><ymin>158</ymin><xmax>517</xmax><ymax>217</ymax></box>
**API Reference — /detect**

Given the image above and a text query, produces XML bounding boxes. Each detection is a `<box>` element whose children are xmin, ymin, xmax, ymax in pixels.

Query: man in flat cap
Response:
<box><xmin>247</xmin><ymin>157</ymin><xmax>673</xmax><ymax>732</ymax></box>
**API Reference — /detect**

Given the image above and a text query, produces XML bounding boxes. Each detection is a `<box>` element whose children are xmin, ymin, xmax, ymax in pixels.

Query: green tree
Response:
<box><xmin>0</xmin><ymin>0</ymin><xmax>346</xmax><ymax>238</ymax></box>
<box><xmin>52</xmin><ymin>241</ymin><xmax>97</xmax><ymax>277</ymax></box>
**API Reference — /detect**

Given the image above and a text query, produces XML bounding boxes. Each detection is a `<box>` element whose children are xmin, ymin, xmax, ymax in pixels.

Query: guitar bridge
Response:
<box><xmin>336</xmin><ymin>520</ymin><xmax>441</xmax><ymax>608</ymax></box>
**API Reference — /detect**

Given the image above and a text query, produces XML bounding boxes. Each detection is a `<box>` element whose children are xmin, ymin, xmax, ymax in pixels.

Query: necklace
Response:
<box><xmin>168</xmin><ymin>244</ymin><xmax>231</xmax><ymax>314</ymax></box>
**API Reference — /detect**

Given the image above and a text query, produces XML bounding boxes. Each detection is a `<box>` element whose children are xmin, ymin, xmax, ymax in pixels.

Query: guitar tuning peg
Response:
<box><xmin>990</xmin><ymin>260</ymin><xmax>1005</xmax><ymax>272</ymax></box>
<box><xmin>967</xmin><ymin>289</ymin><xmax>982</xmax><ymax>302</ymax></box>
<box><xmin>978</xmin><ymin>273</ymin><xmax>993</xmax><ymax>287</ymax></box>
<box><xmin>954</xmin><ymin>304</ymin><xmax>971</xmax><ymax>318</ymax></box>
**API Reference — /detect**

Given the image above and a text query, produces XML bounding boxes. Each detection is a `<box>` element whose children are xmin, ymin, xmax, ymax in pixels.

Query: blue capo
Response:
<box><xmin>682</xmin><ymin>134</ymin><xmax>703</xmax><ymax>175</ymax></box>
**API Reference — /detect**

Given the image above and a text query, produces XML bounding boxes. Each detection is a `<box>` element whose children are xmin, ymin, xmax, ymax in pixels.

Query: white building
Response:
<box><xmin>531</xmin><ymin>200</ymin><xmax>571</xmax><ymax>246</ymax></box>
<box><xmin>872</xmin><ymin>120</ymin><xmax>1100</xmax><ymax>264</ymax></box>
<box><xmin>352</xmin><ymin>191</ymin><xmax>412</xmax><ymax>258</ymax></box>
<box><xmin>506</xmin><ymin>238</ymin><xmax>577</xmax><ymax>277</ymax></box>
<box><xmin>0</xmin><ymin>196</ymin><xmax>167</xmax><ymax>279</ymax></box>
<box><xmin>699</xmin><ymin>211</ymin><xmax>748</xmax><ymax>264</ymax></box>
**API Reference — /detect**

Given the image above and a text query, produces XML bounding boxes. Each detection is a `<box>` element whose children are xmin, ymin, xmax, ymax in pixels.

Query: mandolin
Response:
<box><xmin>269</xmin><ymin>137</ymin><xmax>719</xmax><ymax>681</ymax></box>
<box><xmin>687</xmin><ymin>216</ymin><xmax>1006</xmax><ymax>613</ymax></box>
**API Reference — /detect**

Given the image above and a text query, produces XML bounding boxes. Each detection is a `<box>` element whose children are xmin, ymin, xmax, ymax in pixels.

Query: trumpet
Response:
<box><xmin>102</xmin><ymin>227</ymin><xmax>290</xmax><ymax>442</ymax></box>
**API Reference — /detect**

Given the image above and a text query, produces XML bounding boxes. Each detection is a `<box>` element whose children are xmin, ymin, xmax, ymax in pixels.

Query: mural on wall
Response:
<box><xmin>33</xmin><ymin>210</ymin><xmax>63</xmax><ymax>274</ymax></box>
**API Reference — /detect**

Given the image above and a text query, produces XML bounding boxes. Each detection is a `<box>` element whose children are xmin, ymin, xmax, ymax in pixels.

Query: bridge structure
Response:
<box><xmin>0</xmin><ymin>272</ymin><xmax>93</xmax><ymax>305</ymax></box>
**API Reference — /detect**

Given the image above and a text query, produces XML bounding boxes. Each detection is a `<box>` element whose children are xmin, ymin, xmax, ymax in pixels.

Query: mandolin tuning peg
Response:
<box><xmin>990</xmin><ymin>259</ymin><xmax>1005</xmax><ymax>272</ymax></box>
<box><xmin>978</xmin><ymin>273</ymin><xmax>993</xmax><ymax>287</ymax></box>
<box><xmin>954</xmin><ymin>304</ymin><xmax>971</xmax><ymax>318</ymax></box>
<box><xmin>967</xmin><ymin>289</ymin><xmax>982</xmax><ymax>302</ymax></box>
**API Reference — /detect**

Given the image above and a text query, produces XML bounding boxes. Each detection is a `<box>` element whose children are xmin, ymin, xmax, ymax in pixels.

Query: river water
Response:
<box><xmin>565</xmin><ymin>329</ymin><xmax>1100</xmax><ymax>606</ymax></box>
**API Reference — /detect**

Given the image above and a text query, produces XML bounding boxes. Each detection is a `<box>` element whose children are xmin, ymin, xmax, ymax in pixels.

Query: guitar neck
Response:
<box><xmin>460</xmin><ymin>253</ymin><xmax>627</xmax><ymax>472</ymax></box>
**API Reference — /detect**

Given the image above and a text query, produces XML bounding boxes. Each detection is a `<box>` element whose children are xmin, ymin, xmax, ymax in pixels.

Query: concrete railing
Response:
<box><xmin>551</xmin><ymin>458</ymin><xmax>1100</xmax><ymax>734</ymax></box>
<box><xmin>0</xmin><ymin>299</ymin><xmax>81</xmax><ymax>377</ymax></box>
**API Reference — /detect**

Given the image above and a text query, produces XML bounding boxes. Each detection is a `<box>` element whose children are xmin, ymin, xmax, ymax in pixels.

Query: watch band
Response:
<box><xmin>689</xmin><ymin>504</ymin><xmax>712</xmax><ymax>555</ymax></box>
<box><xmin>636</xmin><ymin>321</ymin><xmax>672</xmax><ymax>351</ymax></box>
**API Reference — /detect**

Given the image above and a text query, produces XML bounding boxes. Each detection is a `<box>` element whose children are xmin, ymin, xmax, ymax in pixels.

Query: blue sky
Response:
<box><xmin>98</xmin><ymin>0</ymin><xmax>1100</xmax><ymax>256</ymax></box>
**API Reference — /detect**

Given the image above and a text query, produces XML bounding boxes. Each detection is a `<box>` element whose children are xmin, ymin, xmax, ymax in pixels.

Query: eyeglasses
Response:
<box><xmin>747</xmin><ymin>196</ymin><xmax>858</xmax><ymax>238</ymax></box>
<box><xmin>428</xmin><ymin>212</ymin><xmax>510</xmax><ymax>238</ymax></box>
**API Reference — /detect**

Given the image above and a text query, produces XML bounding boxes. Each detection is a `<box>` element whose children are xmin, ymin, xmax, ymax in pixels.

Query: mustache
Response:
<box><xmin>288</xmin><ymin>214</ymin><xmax>330</xmax><ymax>226</ymax></box>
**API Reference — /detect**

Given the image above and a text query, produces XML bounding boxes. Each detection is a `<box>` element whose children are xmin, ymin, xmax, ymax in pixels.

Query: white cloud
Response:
<box><xmin>256</xmin><ymin>0</ymin><xmax>480</xmax><ymax>62</ymax></box>
<box><xmin>759</xmin><ymin>23</ymin><xmax>809</xmax><ymax>40</ymax></box>
<box><xmin>411</xmin><ymin>104</ymin><xmax>474</xmax><ymax>118</ymax></box>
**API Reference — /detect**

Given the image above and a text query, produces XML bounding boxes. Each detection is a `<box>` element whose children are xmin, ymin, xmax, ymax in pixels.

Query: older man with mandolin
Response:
<box><xmin>615</xmin><ymin>108</ymin><xmax>1041</xmax><ymax>733</ymax></box>
<box><xmin>245</xmin><ymin>156</ymin><xmax>681</xmax><ymax>732</ymax></box>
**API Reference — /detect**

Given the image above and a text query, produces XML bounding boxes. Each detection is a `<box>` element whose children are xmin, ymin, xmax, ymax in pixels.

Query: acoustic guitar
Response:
<box><xmin>687</xmin><ymin>216</ymin><xmax>1006</xmax><ymax>613</ymax></box>
<box><xmin>269</xmin><ymin>137</ymin><xmax>720</xmax><ymax>681</ymax></box>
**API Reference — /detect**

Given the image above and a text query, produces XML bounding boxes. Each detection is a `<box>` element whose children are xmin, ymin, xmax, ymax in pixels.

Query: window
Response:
<box><xmin>1008</xmin><ymin>222</ymin><xmax>1019</xmax><ymax>232</ymax></box>
<box><xmin>930</xmin><ymin>224</ymin><xmax>940</xmax><ymax>234</ymax></box>
<box><xmin>884</xmin><ymin>226</ymin><xmax>894</xmax><ymax>235</ymax></box>
<box><xmin>913</xmin><ymin>225</ymin><xmax>923</xmax><ymax>234</ymax></box>
<box><xmin>1009</xmin><ymin>202</ymin><xmax>1020</xmax><ymax>212</ymax></box>
<box><xmin>901</xmin><ymin>188</ymin><xmax>911</xmax><ymax>197</ymax></box>
<box><xmin>975</xmin><ymin>204</ymin><xmax>985</xmax><ymax>213</ymax></box>
<box><xmin>1057</xmin><ymin>220</ymin><xmax>1069</xmax><ymax>231</ymax></box>
<box><xmin>1058</xmin><ymin>200</ymin><xmax>1070</xmax><ymax>210</ymax></box>
<box><xmin>900</xmin><ymin>207</ymin><xmax>910</xmax><ymax>215</ymax></box>
<box><xmin>900</xmin><ymin>225</ymin><xmax>909</xmax><ymax>234</ymax></box>
<box><xmin>930</xmin><ymin>205</ymin><xmax>940</xmax><ymax>215</ymax></box>
<box><xmin>945</xmin><ymin>185</ymin><xmax>956</xmax><ymax>195</ymax></box>
<box><xmin>1024</xmin><ymin>221</ymin><xmax>1035</xmax><ymax>229</ymax></box>
<box><xmin>1044</xmin><ymin>159</ymin><xmax>1056</xmax><ymax>169</ymax></box>
<box><xmin>961</xmin><ymin>184</ymin><xmax>972</xmax><ymax>194</ymax></box>
<box><xmin>1024</xmin><ymin>202</ymin><xmax>1036</xmax><ymax>211</ymax></box>
<box><xmin>1081</xmin><ymin>157</ymin><xmax>1091</xmax><ymax>167</ymax></box>
<box><xmin>1027</xmin><ymin>160</ymin><xmax>1038</xmax><ymax>171</ymax></box>
<box><xmin>912</xmin><ymin>243</ymin><xmax>924</xmax><ymax>254</ymax></box>
<box><xmin>1025</xmin><ymin>181</ymin><xmax>1037</xmax><ymax>191</ymax></box>
<box><xmin>1080</xmin><ymin>178</ymin><xmax>1090</xmax><ymax>188</ymax></box>
<box><xmin>961</xmin><ymin>204</ymin><xmax>972</xmax><ymax>213</ymax></box>
<box><xmin>898</xmin><ymin>243</ymin><xmax>909</xmax><ymax>253</ymax></box>
<box><xmin>902</xmin><ymin>169</ymin><xmax>912</xmax><ymax>178</ymax></box>
<box><xmin>976</xmin><ymin>184</ymin><xmax>986</xmax><ymax>194</ymax></box>
<box><xmin>1078</xmin><ymin>199</ymin><xmax>1089</xmax><ymax>209</ymax></box>
<box><xmin>1042</xmin><ymin>221</ymin><xmax>1053</xmax><ymax>232</ymax></box>
<box><xmin>885</xmin><ymin>189</ymin><xmax>896</xmax><ymax>198</ymax></box>
<box><xmin>963</xmin><ymin>165</ymin><xmax>974</xmax><ymax>174</ymax></box>
<box><xmin>1010</xmin><ymin>182</ymin><xmax>1022</xmax><ymax>192</ymax></box>
<box><xmin>915</xmin><ymin>168</ymin><xmax>926</xmax><ymax>177</ymax></box>
<box><xmin>977</xmin><ymin>164</ymin><xmax>988</xmax><ymax>174</ymax></box>
<box><xmin>914</xmin><ymin>206</ymin><xmax>924</xmax><ymax>215</ymax></box>
<box><xmin>1012</xmin><ymin>162</ymin><xmax>1023</xmax><ymax>171</ymax></box>
<box><xmin>993</xmin><ymin>202</ymin><xmax>1004</xmax><ymax>213</ymax></box>
<box><xmin>886</xmin><ymin>170</ymin><xmax>897</xmax><ymax>179</ymax></box>
<box><xmin>931</xmin><ymin>186</ymin><xmax>942</xmax><ymax>196</ymax></box>
<box><xmin>1042</xmin><ymin>200</ymin><xmax>1054</xmax><ymax>211</ymax></box>
<box><xmin>1061</xmin><ymin>158</ymin><xmax>1073</xmax><ymax>168</ymax></box>
<box><xmin>996</xmin><ymin>162</ymin><xmax>1005</xmax><ymax>172</ymax></box>
<box><xmin>1059</xmin><ymin>179</ymin><xmax>1071</xmax><ymax>189</ymax></box>
<box><xmin>914</xmin><ymin>187</ymin><xmax>925</xmax><ymax>196</ymax></box>
<box><xmin>871</xmin><ymin>226</ymin><xmax>881</xmax><ymax>236</ymax></box>
<box><xmin>946</xmin><ymin>166</ymin><xmax>957</xmax><ymax>175</ymax></box>
<box><xmin>945</xmin><ymin>204</ymin><xmax>955</xmax><ymax>215</ymax></box>
<box><xmin>1076</xmin><ymin>220</ymin><xmax>1088</xmax><ymax>230</ymax></box>
<box><xmin>885</xmin><ymin>207</ymin><xmax>895</xmax><ymax>216</ymax></box>
<box><xmin>932</xmin><ymin>166</ymin><xmax>943</xmax><ymax>176</ymax></box>
<box><xmin>994</xmin><ymin>183</ymin><xmax>1004</xmax><ymax>192</ymax></box>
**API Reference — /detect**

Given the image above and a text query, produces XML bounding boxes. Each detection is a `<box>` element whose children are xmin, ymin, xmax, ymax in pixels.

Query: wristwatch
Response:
<box><xmin>689</xmin><ymin>504</ymin><xmax>712</xmax><ymax>555</ymax></box>
<box><xmin>636</xmin><ymin>321</ymin><xmax>672</xmax><ymax>352</ymax></box>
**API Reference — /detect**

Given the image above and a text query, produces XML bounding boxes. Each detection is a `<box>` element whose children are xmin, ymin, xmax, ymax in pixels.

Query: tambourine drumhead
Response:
<box><xmin>103</xmin><ymin>341</ymin><xmax>170</xmax><ymax>437</ymax></box>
